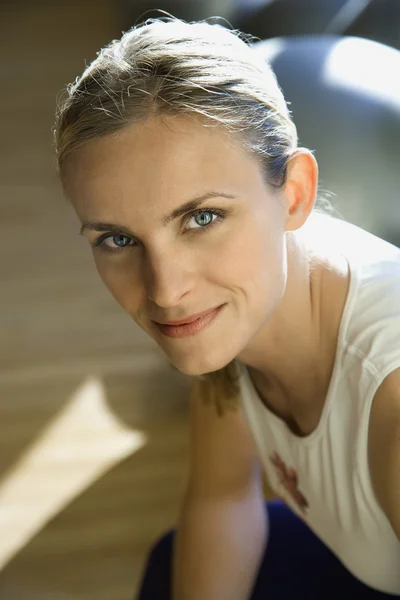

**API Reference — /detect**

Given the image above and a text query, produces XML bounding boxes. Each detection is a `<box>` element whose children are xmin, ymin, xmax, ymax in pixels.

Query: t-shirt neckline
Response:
<box><xmin>238</xmin><ymin>251</ymin><xmax>359</xmax><ymax>447</ymax></box>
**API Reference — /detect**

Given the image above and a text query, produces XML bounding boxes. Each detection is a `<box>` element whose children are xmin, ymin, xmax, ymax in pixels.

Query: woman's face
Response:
<box><xmin>64</xmin><ymin>115</ymin><xmax>288</xmax><ymax>375</ymax></box>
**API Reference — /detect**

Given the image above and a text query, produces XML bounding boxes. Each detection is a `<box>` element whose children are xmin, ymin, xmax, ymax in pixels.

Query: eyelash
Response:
<box><xmin>91</xmin><ymin>208</ymin><xmax>228</xmax><ymax>254</ymax></box>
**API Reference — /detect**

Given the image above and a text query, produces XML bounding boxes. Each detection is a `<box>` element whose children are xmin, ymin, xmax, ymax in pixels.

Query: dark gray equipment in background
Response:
<box><xmin>235</xmin><ymin>0</ymin><xmax>400</xmax><ymax>50</ymax></box>
<box><xmin>121</xmin><ymin>0</ymin><xmax>400</xmax><ymax>50</ymax></box>
<box><xmin>251</xmin><ymin>34</ymin><xmax>400</xmax><ymax>247</ymax></box>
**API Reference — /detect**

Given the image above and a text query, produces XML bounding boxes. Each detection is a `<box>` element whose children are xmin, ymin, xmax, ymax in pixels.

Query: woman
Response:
<box><xmin>53</xmin><ymin>16</ymin><xmax>400</xmax><ymax>599</ymax></box>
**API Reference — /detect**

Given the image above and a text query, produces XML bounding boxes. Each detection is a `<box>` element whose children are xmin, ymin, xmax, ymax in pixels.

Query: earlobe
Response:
<box><xmin>283</xmin><ymin>149</ymin><xmax>318</xmax><ymax>232</ymax></box>
<box><xmin>284</xmin><ymin>202</ymin><xmax>304</xmax><ymax>232</ymax></box>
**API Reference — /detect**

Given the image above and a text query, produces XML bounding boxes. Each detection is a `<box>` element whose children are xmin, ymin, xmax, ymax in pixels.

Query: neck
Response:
<box><xmin>237</xmin><ymin>214</ymin><xmax>351</xmax><ymax>434</ymax></box>
<box><xmin>238</xmin><ymin>230</ymin><xmax>321</xmax><ymax>386</ymax></box>
<box><xmin>237</xmin><ymin>226</ymin><xmax>329</xmax><ymax>419</ymax></box>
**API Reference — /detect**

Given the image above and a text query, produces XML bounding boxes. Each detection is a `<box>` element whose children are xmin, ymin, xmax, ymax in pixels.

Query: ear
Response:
<box><xmin>282</xmin><ymin>150</ymin><xmax>319</xmax><ymax>232</ymax></box>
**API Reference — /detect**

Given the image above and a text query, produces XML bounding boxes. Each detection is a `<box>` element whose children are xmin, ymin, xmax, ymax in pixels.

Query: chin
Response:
<box><xmin>168</xmin><ymin>351</ymin><xmax>233</xmax><ymax>377</ymax></box>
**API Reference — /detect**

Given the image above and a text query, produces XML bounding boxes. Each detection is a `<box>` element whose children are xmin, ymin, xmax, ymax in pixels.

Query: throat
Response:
<box><xmin>247</xmin><ymin>367</ymin><xmax>329</xmax><ymax>438</ymax></box>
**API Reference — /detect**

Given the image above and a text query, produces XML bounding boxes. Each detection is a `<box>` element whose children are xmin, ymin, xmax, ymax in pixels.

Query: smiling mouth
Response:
<box><xmin>154</xmin><ymin>305</ymin><xmax>224</xmax><ymax>338</ymax></box>
<box><xmin>155</xmin><ymin>305</ymin><xmax>223</xmax><ymax>326</ymax></box>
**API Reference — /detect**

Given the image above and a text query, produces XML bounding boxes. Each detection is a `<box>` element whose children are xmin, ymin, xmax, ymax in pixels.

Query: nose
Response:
<box><xmin>143</xmin><ymin>248</ymin><xmax>193</xmax><ymax>308</ymax></box>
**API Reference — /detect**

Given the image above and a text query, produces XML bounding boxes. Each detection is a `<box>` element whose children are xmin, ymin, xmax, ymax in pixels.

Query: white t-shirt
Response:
<box><xmin>236</xmin><ymin>214</ymin><xmax>400</xmax><ymax>594</ymax></box>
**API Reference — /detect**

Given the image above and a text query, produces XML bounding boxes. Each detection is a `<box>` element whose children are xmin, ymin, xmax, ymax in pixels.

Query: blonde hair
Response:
<box><xmin>53</xmin><ymin>16</ymin><xmax>331</xmax><ymax>414</ymax></box>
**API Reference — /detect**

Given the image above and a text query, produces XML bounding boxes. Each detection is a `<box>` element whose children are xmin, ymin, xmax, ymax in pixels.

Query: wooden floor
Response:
<box><xmin>0</xmin><ymin>2</ymin><xmax>194</xmax><ymax>598</ymax></box>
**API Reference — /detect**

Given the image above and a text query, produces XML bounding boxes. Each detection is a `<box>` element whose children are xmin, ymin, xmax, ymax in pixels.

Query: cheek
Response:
<box><xmin>93</xmin><ymin>255</ymin><xmax>142</xmax><ymax>312</ymax></box>
<box><xmin>214</xmin><ymin>220</ymin><xmax>286</xmax><ymax>294</ymax></box>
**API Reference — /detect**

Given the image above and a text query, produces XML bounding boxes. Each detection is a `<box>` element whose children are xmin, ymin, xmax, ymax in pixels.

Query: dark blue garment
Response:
<box><xmin>137</xmin><ymin>499</ymin><xmax>399</xmax><ymax>599</ymax></box>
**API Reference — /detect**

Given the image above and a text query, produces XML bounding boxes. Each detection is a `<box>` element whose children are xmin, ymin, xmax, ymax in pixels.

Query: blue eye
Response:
<box><xmin>185</xmin><ymin>209</ymin><xmax>225</xmax><ymax>231</ymax></box>
<box><xmin>93</xmin><ymin>234</ymin><xmax>134</xmax><ymax>252</ymax></box>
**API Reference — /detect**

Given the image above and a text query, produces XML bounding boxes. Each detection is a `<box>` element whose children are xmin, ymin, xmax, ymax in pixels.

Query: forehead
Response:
<box><xmin>63</xmin><ymin>115</ymin><xmax>263</xmax><ymax>213</ymax></box>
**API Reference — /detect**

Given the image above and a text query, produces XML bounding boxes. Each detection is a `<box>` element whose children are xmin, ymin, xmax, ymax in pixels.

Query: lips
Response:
<box><xmin>155</xmin><ymin>307</ymin><xmax>220</xmax><ymax>326</ymax></box>
<box><xmin>154</xmin><ymin>305</ymin><xmax>224</xmax><ymax>338</ymax></box>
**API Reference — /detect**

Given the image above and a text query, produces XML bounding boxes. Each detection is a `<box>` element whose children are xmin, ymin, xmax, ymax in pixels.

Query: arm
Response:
<box><xmin>368</xmin><ymin>366</ymin><xmax>400</xmax><ymax>539</ymax></box>
<box><xmin>173</xmin><ymin>380</ymin><xmax>268</xmax><ymax>600</ymax></box>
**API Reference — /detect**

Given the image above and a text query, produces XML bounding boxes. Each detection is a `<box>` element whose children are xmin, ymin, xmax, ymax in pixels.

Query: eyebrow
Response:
<box><xmin>79</xmin><ymin>191</ymin><xmax>238</xmax><ymax>236</ymax></box>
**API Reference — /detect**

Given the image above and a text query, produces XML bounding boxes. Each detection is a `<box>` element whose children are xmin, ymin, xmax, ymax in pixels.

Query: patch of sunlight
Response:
<box><xmin>323</xmin><ymin>37</ymin><xmax>400</xmax><ymax>110</ymax></box>
<box><xmin>0</xmin><ymin>376</ymin><xmax>147</xmax><ymax>569</ymax></box>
